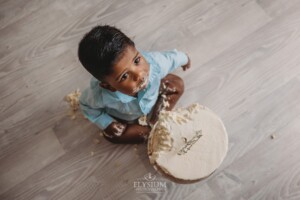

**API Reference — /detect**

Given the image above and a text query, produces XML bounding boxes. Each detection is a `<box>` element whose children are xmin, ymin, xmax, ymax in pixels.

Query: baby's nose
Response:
<box><xmin>133</xmin><ymin>71</ymin><xmax>143</xmax><ymax>82</ymax></box>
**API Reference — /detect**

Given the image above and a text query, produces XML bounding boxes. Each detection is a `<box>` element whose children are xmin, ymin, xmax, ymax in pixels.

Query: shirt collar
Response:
<box><xmin>114</xmin><ymin>91</ymin><xmax>136</xmax><ymax>103</ymax></box>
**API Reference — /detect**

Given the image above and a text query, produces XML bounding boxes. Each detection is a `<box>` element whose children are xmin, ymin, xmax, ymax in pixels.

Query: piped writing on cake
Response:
<box><xmin>177</xmin><ymin>130</ymin><xmax>203</xmax><ymax>155</ymax></box>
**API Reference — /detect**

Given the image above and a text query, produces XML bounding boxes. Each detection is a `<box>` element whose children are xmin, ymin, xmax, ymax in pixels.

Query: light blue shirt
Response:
<box><xmin>79</xmin><ymin>49</ymin><xmax>188</xmax><ymax>130</ymax></box>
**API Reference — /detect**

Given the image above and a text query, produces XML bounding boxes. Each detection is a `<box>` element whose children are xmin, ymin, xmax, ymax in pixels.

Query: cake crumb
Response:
<box><xmin>64</xmin><ymin>89</ymin><xmax>82</xmax><ymax>119</ymax></box>
<box><xmin>270</xmin><ymin>133</ymin><xmax>276</xmax><ymax>139</ymax></box>
<box><xmin>93</xmin><ymin>138</ymin><xmax>100</xmax><ymax>144</ymax></box>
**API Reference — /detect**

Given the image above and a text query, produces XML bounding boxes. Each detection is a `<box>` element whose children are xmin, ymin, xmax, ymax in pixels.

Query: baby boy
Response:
<box><xmin>78</xmin><ymin>25</ymin><xmax>191</xmax><ymax>144</ymax></box>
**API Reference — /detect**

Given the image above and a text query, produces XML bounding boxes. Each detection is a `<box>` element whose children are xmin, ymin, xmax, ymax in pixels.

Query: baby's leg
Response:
<box><xmin>148</xmin><ymin>74</ymin><xmax>184</xmax><ymax>124</ymax></box>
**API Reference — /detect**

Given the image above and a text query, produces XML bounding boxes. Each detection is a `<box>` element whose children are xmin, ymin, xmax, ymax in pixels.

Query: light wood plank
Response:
<box><xmin>1</xmin><ymin>0</ymin><xmax>300</xmax><ymax>199</ymax></box>
<box><xmin>257</xmin><ymin>0</ymin><xmax>300</xmax><ymax>18</ymax></box>
<box><xmin>177</xmin><ymin>0</ymin><xmax>271</xmax><ymax>67</ymax></box>
<box><xmin>226</xmin><ymin>115</ymin><xmax>300</xmax><ymax>199</ymax></box>
<box><xmin>0</xmin><ymin>128</ymin><xmax>65</xmax><ymax>194</ymax></box>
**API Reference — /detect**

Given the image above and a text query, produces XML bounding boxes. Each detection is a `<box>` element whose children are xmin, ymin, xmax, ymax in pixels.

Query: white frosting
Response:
<box><xmin>64</xmin><ymin>89</ymin><xmax>81</xmax><ymax>119</ymax></box>
<box><xmin>138</xmin><ymin>115</ymin><xmax>148</xmax><ymax>126</ymax></box>
<box><xmin>148</xmin><ymin>103</ymin><xmax>228</xmax><ymax>181</ymax></box>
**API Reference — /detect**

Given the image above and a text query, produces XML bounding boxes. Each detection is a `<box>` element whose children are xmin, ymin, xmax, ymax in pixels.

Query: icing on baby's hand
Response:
<box><xmin>104</xmin><ymin>122</ymin><xmax>127</xmax><ymax>137</ymax></box>
<box><xmin>113</xmin><ymin>122</ymin><xmax>127</xmax><ymax>136</ymax></box>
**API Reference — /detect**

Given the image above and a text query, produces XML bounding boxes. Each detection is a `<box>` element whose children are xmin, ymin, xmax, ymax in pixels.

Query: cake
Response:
<box><xmin>148</xmin><ymin>103</ymin><xmax>228</xmax><ymax>182</ymax></box>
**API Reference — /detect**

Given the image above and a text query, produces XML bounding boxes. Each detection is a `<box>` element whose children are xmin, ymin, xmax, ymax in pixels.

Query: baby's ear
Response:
<box><xmin>99</xmin><ymin>82</ymin><xmax>117</xmax><ymax>92</ymax></box>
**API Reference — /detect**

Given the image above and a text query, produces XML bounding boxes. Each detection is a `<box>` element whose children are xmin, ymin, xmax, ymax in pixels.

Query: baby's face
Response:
<box><xmin>103</xmin><ymin>46</ymin><xmax>150</xmax><ymax>96</ymax></box>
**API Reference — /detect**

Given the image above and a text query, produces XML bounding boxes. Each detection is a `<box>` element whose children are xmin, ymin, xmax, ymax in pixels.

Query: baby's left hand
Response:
<box><xmin>182</xmin><ymin>55</ymin><xmax>191</xmax><ymax>71</ymax></box>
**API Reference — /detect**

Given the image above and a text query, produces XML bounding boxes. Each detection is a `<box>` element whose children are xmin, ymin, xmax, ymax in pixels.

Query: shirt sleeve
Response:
<box><xmin>151</xmin><ymin>49</ymin><xmax>188</xmax><ymax>79</ymax></box>
<box><xmin>79</xmin><ymin>89</ymin><xmax>114</xmax><ymax>130</ymax></box>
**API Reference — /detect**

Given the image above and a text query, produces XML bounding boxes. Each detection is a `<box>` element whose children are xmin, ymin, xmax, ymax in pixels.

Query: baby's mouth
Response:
<box><xmin>133</xmin><ymin>75</ymin><xmax>149</xmax><ymax>93</ymax></box>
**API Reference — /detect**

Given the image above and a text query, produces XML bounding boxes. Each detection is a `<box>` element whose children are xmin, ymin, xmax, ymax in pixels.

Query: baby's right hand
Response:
<box><xmin>181</xmin><ymin>55</ymin><xmax>191</xmax><ymax>71</ymax></box>
<box><xmin>104</xmin><ymin>122</ymin><xmax>127</xmax><ymax>137</ymax></box>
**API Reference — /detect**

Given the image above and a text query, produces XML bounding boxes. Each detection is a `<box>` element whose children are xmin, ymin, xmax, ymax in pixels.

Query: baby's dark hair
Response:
<box><xmin>78</xmin><ymin>25</ymin><xmax>135</xmax><ymax>80</ymax></box>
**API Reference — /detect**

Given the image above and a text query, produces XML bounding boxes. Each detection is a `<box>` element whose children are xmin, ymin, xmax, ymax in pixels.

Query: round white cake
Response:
<box><xmin>148</xmin><ymin>103</ymin><xmax>228</xmax><ymax>182</ymax></box>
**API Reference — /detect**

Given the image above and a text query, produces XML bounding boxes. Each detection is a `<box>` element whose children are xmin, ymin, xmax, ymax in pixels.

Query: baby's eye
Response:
<box><xmin>120</xmin><ymin>73</ymin><xmax>129</xmax><ymax>81</ymax></box>
<box><xmin>134</xmin><ymin>57</ymin><xmax>140</xmax><ymax>65</ymax></box>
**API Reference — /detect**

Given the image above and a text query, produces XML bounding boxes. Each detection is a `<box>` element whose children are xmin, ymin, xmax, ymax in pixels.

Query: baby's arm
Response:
<box><xmin>147</xmin><ymin>53</ymin><xmax>191</xmax><ymax>124</ymax></box>
<box><xmin>148</xmin><ymin>74</ymin><xmax>185</xmax><ymax>125</ymax></box>
<box><xmin>104</xmin><ymin>122</ymin><xmax>151</xmax><ymax>144</ymax></box>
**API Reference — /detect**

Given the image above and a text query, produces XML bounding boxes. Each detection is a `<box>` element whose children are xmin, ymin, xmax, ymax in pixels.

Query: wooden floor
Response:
<box><xmin>1</xmin><ymin>0</ymin><xmax>300</xmax><ymax>199</ymax></box>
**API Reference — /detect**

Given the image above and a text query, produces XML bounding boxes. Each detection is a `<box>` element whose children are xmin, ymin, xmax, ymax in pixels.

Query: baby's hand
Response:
<box><xmin>182</xmin><ymin>55</ymin><xmax>191</xmax><ymax>71</ymax></box>
<box><xmin>104</xmin><ymin>122</ymin><xmax>127</xmax><ymax>137</ymax></box>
